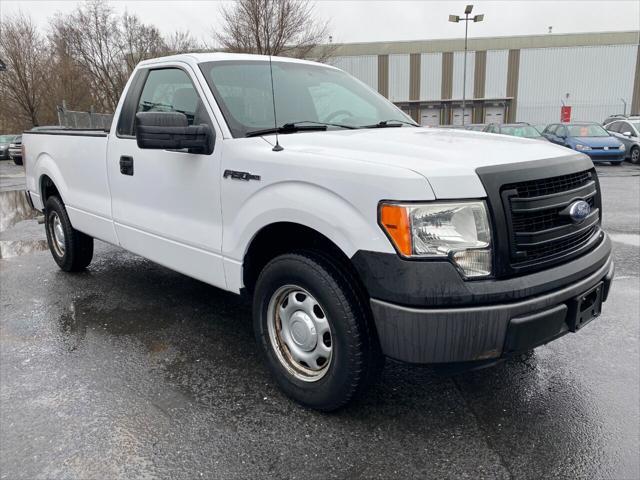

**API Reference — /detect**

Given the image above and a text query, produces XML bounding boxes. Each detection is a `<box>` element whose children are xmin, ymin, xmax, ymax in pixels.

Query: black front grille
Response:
<box><xmin>502</xmin><ymin>169</ymin><xmax>601</xmax><ymax>271</ymax></box>
<box><xmin>505</xmin><ymin>170</ymin><xmax>591</xmax><ymax>198</ymax></box>
<box><xmin>511</xmin><ymin>196</ymin><xmax>595</xmax><ymax>232</ymax></box>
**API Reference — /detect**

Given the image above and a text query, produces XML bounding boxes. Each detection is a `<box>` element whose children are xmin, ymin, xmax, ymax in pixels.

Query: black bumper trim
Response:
<box><xmin>369</xmin><ymin>255</ymin><xmax>614</xmax><ymax>364</ymax></box>
<box><xmin>352</xmin><ymin>232</ymin><xmax>611</xmax><ymax>308</ymax></box>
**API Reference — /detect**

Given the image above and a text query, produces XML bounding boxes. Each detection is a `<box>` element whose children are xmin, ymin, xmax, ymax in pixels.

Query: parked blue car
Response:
<box><xmin>542</xmin><ymin>122</ymin><xmax>626</xmax><ymax>165</ymax></box>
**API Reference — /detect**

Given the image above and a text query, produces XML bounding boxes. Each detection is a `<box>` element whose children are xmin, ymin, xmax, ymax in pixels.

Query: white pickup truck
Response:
<box><xmin>24</xmin><ymin>53</ymin><xmax>614</xmax><ymax>410</ymax></box>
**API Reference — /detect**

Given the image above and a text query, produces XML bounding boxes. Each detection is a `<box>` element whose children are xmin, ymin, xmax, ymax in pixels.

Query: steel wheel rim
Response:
<box><xmin>49</xmin><ymin>211</ymin><xmax>65</xmax><ymax>257</ymax></box>
<box><xmin>267</xmin><ymin>285</ymin><xmax>333</xmax><ymax>382</ymax></box>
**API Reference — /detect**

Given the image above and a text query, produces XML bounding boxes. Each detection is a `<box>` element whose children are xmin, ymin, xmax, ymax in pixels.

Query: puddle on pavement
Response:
<box><xmin>0</xmin><ymin>239</ymin><xmax>49</xmax><ymax>258</ymax></box>
<box><xmin>0</xmin><ymin>189</ymin><xmax>47</xmax><ymax>258</ymax></box>
<box><xmin>0</xmin><ymin>189</ymin><xmax>38</xmax><ymax>231</ymax></box>
<box><xmin>56</xmin><ymin>296</ymin><xmax>182</xmax><ymax>353</ymax></box>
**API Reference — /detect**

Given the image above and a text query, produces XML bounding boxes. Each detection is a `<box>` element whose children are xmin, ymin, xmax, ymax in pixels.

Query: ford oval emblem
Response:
<box><xmin>569</xmin><ymin>200</ymin><xmax>591</xmax><ymax>223</ymax></box>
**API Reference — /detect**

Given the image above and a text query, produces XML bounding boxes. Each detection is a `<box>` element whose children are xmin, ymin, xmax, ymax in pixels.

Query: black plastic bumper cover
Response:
<box><xmin>362</xmin><ymin>235</ymin><xmax>614</xmax><ymax>364</ymax></box>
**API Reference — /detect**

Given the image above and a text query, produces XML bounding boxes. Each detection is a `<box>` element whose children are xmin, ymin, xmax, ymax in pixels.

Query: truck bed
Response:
<box><xmin>23</xmin><ymin>130</ymin><xmax>117</xmax><ymax>245</ymax></box>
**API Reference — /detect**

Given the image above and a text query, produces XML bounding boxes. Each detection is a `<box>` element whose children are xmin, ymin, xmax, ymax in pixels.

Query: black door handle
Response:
<box><xmin>120</xmin><ymin>156</ymin><xmax>134</xmax><ymax>176</ymax></box>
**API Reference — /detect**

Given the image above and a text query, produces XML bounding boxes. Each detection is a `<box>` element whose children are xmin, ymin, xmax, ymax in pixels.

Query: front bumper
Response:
<box><xmin>355</xmin><ymin>233</ymin><xmax>613</xmax><ymax>364</ymax></box>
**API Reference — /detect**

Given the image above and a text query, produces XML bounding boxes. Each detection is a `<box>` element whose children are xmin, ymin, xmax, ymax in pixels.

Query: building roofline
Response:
<box><xmin>322</xmin><ymin>30</ymin><xmax>640</xmax><ymax>56</ymax></box>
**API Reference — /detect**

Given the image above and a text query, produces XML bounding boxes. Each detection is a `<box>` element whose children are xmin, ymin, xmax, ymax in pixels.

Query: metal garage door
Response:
<box><xmin>420</xmin><ymin>108</ymin><xmax>440</xmax><ymax>127</ymax></box>
<box><xmin>451</xmin><ymin>108</ymin><xmax>471</xmax><ymax>126</ymax></box>
<box><xmin>484</xmin><ymin>105</ymin><xmax>504</xmax><ymax>123</ymax></box>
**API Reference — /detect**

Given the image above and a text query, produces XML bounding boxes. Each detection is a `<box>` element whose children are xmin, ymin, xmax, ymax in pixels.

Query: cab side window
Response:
<box><xmin>137</xmin><ymin>68</ymin><xmax>211</xmax><ymax>128</ymax></box>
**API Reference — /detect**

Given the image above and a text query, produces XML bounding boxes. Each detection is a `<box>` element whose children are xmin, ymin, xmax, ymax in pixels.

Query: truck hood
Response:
<box><xmin>265</xmin><ymin>127</ymin><xmax>576</xmax><ymax>198</ymax></box>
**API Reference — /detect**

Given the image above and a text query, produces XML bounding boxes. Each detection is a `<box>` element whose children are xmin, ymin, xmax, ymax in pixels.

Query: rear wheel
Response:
<box><xmin>253</xmin><ymin>250</ymin><xmax>383</xmax><ymax>411</ymax></box>
<box><xmin>45</xmin><ymin>196</ymin><xmax>93</xmax><ymax>272</ymax></box>
<box><xmin>630</xmin><ymin>146</ymin><xmax>639</xmax><ymax>165</ymax></box>
<box><xmin>12</xmin><ymin>157</ymin><xmax>23</xmax><ymax>166</ymax></box>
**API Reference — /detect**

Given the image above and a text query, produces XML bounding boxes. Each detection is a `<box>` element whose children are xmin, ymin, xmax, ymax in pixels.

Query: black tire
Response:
<box><xmin>44</xmin><ymin>196</ymin><xmax>94</xmax><ymax>272</ymax></box>
<box><xmin>630</xmin><ymin>146</ymin><xmax>640</xmax><ymax>165</ymax></box>
<box><xmin>253</xmin><ymin>250</ymin><xmax>383</xmax><ymax>411</ymax></box>
<box><xmin>12</xmin><ymin>157</ymin><xmax>23</xmax><ymax>166</ymax></box>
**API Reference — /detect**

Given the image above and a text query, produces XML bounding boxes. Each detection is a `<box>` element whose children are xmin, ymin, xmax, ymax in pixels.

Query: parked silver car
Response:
<box><xmin>0</xmin><ymin>134</ymin><xmax>17</xmax><ymax>160</ymax></box>
<box><xmin>605</xmin><ymin>117</ymin><xmax>640</xmax><ymax>164</ymax></box>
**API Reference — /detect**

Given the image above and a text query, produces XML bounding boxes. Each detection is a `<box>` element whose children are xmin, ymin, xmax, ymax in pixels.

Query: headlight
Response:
<box><xmin>379</xmin><ymin>201</ymin><xmax>492</xmax><ymax>278</ymax></box>
<box><xmin>619</xmin><ymin>144</ymin><xmax>626</xmax><ymax>151</ymax></box>
<box><xmin>575</xmin><ymin>144</ymin><xmax>591</xmax><ymax>151</ymax></box>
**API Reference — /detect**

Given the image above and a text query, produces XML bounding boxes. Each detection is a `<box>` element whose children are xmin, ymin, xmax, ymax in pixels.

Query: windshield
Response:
<box><xmin>0</xmin><ymin>135</ymin><xmax>15</xmax><ymax>143</ymax></box>
<box><xmin>567</xmin><ymin>124</ymin><xmax>609</xmax><ymax>137</ymax></box>
<box><xmin>630</xmin><ymin>122</ymin><xmax>640</xmax><ymax>132</ymax></box>
<box><xmin>200</xmin><ymin>60</ymin><xmax>415</xmax><ymax>137</ymax></box>
<box><xmin>499</xmin><ymin>125</ymin><xmax>541</xmax><ymax>138</ymax></box>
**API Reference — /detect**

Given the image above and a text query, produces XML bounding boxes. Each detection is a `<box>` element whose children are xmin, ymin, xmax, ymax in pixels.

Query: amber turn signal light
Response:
<box><xmin>379</xmin><ymin>203</ymin><xmax>412</xmax><ymax>256</ymax></box>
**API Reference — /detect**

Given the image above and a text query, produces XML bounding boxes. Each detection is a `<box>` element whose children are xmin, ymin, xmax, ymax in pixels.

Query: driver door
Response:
<box><xmin>107</xmin><ymin>64</ymin><xmax>226</xmax><ymax>289</ymax></box>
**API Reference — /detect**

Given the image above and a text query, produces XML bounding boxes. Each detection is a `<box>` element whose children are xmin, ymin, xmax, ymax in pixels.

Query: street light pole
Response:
<box><xmin>463</xmin><ymin>13</ymin><xmax>469</xmax><ymax>126</ymax></box>
<box><xmin>449</xmin><ymin>5</ymin><xmax>484</xmax><ymax>126</ymax></box>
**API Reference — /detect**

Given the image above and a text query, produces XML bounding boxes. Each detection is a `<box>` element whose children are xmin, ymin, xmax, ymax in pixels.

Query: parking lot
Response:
<box><xmin>0</xmin><ymin>160</ymin><xmax>638</xmax><ymax>479</ymax></box>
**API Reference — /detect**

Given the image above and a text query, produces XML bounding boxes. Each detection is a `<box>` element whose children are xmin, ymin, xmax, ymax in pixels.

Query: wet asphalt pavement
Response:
<box><xmin>1</xmin><ymin>161</ymin><xmax>639</xmax><ymax>479</ymax></box>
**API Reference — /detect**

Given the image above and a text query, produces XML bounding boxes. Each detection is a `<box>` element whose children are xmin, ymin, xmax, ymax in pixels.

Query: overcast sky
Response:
<box><xmin>2</xmin><ymin>0</ymin><xmax>639</xmax><ymax>45</ymax></box>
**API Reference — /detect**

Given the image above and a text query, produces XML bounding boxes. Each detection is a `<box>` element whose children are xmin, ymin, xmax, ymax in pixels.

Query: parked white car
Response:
<box><xmin>23</xmin><ymin>53</ymin><xmax>614</xmax><ymax>410</ymax></box>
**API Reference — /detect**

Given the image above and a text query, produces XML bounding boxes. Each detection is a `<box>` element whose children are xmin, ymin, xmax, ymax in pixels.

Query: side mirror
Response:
<box><xmin>135</xmin><ymin>112</ymin><xmax>214</xmax><ymax>154</ymax></box>
<box><xmin>622</xmin><ymin>131</ymin><xmax>632</xmax><ymax>138</ymax></box>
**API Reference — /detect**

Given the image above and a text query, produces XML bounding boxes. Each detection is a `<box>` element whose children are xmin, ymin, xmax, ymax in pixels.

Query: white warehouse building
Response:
<box><xmin>325</xmin><ymin>31</ymin><xmax>640</xmax><ymax>126</ymax></box>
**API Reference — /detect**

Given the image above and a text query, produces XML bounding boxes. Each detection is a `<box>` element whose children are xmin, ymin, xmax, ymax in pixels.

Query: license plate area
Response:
<box><xmin>568</xmin><ymin>282</ymin><xmax>603</xmax><ymax>332</ymax></box>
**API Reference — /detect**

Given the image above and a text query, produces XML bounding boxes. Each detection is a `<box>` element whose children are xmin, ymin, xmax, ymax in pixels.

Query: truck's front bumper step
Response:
<box><xmin>370</xmin><ymin>257</ymin><xmax>614</xmax><ymax>364</ymax></box>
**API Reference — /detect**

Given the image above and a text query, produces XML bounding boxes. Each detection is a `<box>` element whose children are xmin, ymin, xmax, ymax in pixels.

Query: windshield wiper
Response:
<box><xmin>245</xmin><ymin>121</ymin><xmax>355</xmax><ymax>138</ymax></box>
<box><xmin>361</xmin><ymin>119</ymin><xmax>419</xmax><ymax>128</ymax></box>
<box><xmin>287</xmin><ymin>120</ymin><xmax>357</xmax><ymax>130</ymax></box>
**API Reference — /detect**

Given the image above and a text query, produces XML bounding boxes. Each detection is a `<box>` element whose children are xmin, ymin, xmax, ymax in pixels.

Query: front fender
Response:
<box><xmin>223</xmin><ymin>180</ymin><xmax>394</xmax><ymax>262</ymax></box>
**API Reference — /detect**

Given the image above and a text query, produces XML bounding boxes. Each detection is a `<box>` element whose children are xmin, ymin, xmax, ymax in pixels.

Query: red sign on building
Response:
<box><xmin>560</xmin><ymin>106</ymin><xmax>572</xmax><ymax>123</ymax></box>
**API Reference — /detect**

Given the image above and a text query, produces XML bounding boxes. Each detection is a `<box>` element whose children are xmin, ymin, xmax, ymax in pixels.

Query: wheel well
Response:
<box><xmin>40</xmin><ymin>175</ymin><xmax>60</xmax><ymax>204</ymax></box>
<box><xmin>243</xmin><ymin>222</ymin><xmax>364</xmax><ymax>295</ymax></box>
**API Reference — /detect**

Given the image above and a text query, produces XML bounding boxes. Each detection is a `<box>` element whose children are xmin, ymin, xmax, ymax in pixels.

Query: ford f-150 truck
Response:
<box><xmin>23</xmin><ymin>53</ymin><xmax>614</xmax><ymax>411</ymax></box>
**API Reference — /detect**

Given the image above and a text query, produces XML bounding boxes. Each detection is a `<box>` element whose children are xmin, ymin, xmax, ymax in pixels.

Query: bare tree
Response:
<box><xmin>48</xmin><ymin>17</ymin><xmax>96</xmax><ymax>113</ymax></box>
<box><xmin>54</xmin><ymin>1</ymin><xmax>202</xmax><ymax>113</ymax></box>
<box><xmin>0</xmin><ymin>12</ymin><xmax>52</xmax><ymax>129</ymax></box>
<box><xmin>164</xmin><ymin>30</ymin><xmax>201</xmax><ymax>55</ymax></box>
<box><xmin>54</xmin><ymin>1</ymin><xmax>128</xmax><ymax>112</ymax></box>
<box><xmin>216</xmin><ymin>0</ymin><xmax>332</xmax><ymax>59</ymax></box>
<box><xmin>121</xmin><ymin>11</ymin><xmax>167</xmax><ymax>72</ymax></box>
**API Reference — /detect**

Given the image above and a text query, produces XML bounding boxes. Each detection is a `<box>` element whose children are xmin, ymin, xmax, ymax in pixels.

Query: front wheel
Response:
<box><xmin>45</xmin><ymin>196</ymin><xmax>94</xmax><ymax>272</ymax></box>
<box><xmin>253</xmin><ymin>251</ymin><xmax>383</xmax><ymax>411</ymax></box>
<box><xmin>12</xmin><ymin>157</ymin><xmax>23</xmax><ymax>166</ymax></box>
<box><xmin>630</xmin><ymin>146</ymin><xmax>639</xmax><ymax>165</ymax></box>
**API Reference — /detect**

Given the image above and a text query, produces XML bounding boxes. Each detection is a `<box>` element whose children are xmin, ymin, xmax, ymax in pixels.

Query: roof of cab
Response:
<box><xmin>137</xmin><ymin>52</ymin><xmax>334</xmax><ymax>69</ymax></box>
